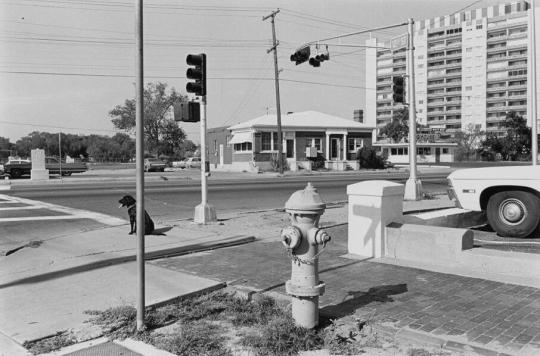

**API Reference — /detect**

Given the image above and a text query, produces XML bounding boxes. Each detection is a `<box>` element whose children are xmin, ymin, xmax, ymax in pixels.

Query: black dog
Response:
<box><xmin>118</xmin><ymin>195</ymin><xmax>155</xmax><ymax>235</ymax></box>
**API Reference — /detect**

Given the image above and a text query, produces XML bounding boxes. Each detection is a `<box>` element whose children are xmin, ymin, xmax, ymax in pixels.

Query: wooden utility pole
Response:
<box><xmin>135</xmin><ymin>0</ymin><xmax>145</xmax><ymax>331</ymax></box>
<box><xmin>263</xmin><ymin>9</ymin><xmax>284</xmax><ymax>175</ymax></box>
<box><xmin>530</xmin><ymin>0</ymin><xmax>538</xmax><ymax>165</ymax></box>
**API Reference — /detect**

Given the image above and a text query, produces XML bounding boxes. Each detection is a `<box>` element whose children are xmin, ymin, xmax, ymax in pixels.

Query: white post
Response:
<box><xmin>347</xmin><ymin>180</ymin><xmax>404</xmax><ymax>258</ymax></box>
<box><xmin>194</xmin><ymin>96</ymin><xmax>217</xmax><ymax>224</ymax></box>
<box><xmin>404</xmin><ymin>18</ymin><xmax>423</xmax><ymax>200</ymax></box>
<box><xmin>343</xmin><ymin>133</ymin><xmax>348</xmax><ymax>161</ymax></box>
<box><xmin>530</xmin><ymin>0</ymin><xmax>538</xmax><ymax>165</ymax></box>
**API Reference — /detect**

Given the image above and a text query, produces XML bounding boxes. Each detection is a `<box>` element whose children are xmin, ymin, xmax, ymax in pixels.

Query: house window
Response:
<box><xmin>442</xmin><ymin>148</ymin><xmax>449</xmax><ymax>154</ymax></box>
<box><xmin>234</xmin><ymin>142</ymin><xmax>252</xmax><ymax>152</ymax></box>
<box><xmin>305</xmin><ymin>138</ymin><xmax>322</xmax><ymax>151</ymax></box>
<box><xmin>348</xmin><ymin>138</ymin><xmax>364</xmax><ymax>152</ymax></box>
<box><xmin>261</xmin><ymin>132</ymin><xmax>279</xmax><ymax>151</ymax></box>
<box><xmin>417</xmin><ymin>147</ymin><xmax>432</xmax><ymax>155</ymax></box>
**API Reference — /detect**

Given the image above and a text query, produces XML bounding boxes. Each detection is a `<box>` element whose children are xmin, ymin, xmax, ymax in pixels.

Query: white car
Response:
<box><xmin>447</xmin><ymin>165</ymin><xmax>540</xmax><ymax>238</ymax></box>
<box><xmin>185</xmin><ymin>157</ymin><xmax>201</xmax><ymax>169</ymax></box>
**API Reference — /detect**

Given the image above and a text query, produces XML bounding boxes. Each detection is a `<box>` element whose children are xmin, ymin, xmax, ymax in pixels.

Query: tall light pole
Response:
<box><xmin>263</xmin><ymin>9</ymin><xmax>284</xmax><ymax>175</ymax></box>
<box><xmin>530</xmin><ymin>0</ymin><xmax>538</xmax><ymax>166</ymax></box>
<box><xmin>404</xmin><ymin>18</ymin><xmax>422</xmax><ymax>201</ymax></box>
<box><xmin>135</xmin><ymin>0</ymin><xmax>145</xmax><ymax>331</ymax></box>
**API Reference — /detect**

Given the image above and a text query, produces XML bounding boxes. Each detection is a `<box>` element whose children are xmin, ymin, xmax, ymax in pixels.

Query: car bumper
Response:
<box><xmin>447</xmin><ymin>187</ymin><xmax>462</xmax><ymax>209</ymax></box>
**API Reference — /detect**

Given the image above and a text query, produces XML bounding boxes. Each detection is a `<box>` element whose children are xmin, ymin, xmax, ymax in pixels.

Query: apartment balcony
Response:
<box><xmin>487</xmin><ymin>45</ymin><xmax>508</xmax><ymax>53</ymax></box>
<box><xmin>486</xmin><ymin>96</ymin><xmax>507</xmax><ymax>102</ymax></box>
<box><xmin>486</xmin><ymin>116</ymin><xmax>507</xmax><ymax>122</ymax></box>
<box><xmin>427</xmin><ymin>101</ymin><xmax>445</xmax><ymax>107</ymax></box>
<box><xmin>445</xmin><ymin>71</ymin><xmax>462</xmax><ymax>79</ymax></box>
<box><xmin>507</xmin><ymin>83</ymin><xmax>527</xmax><ymax>90</ymax></box>
<box><xmin>445</xmin><ymin>42</ymin><xmax>462</xmax><ymax>50</ymax></box>
<box><xmin>444</xmin><ymin>80</ymin><xmax>462</xmax><ymax>88</ymax></box>
<box><xmin>507</xmin><ymin>104</ymin><xmax>527</xmax><ymax>111</ymax></box>
<box><xmin>427</xmin><ymin>82</ymin><xmax>446</xmax><ymax>89</ymax></box>
<box><xmin>427</xmin><ymin>91</ymin><xmax>447</xmax><ymax>98</ymax></box>
<box><xmin>487</xmin><ymin>85</ymin><xmax>507</xmax><ymax>92</ymax></box>
<box><xmin>487</xmin><ymin>54</ymin><xmax>508</xmax><ymax>63</ymax></box>
<box><xmin>428</xmin><ymin>45</ymin><xmax>447</xmax><ymax>53</ymax></box>
<box><xmin>445</xmin><ymin>52</ymin><xmax>462</xmax><ymax>60</ymax></box>
<box><xmin>486</xmin><ymin>106</ymin><xmax>508</xmax><ymax>112</ymax></box>
<box><xmin>487</xmin><ymin>35</ymin><xmax>508</xmax><ymax>43</ymax></box>
<box><xmin>507</xmin><ymin>94</ymin><xmax>527</xmax><ymax>100</ymax></box>
<box><xmin>444</xmin><ymin>109</ymin><xmax>462</xmax><ymax>115</ymax></box>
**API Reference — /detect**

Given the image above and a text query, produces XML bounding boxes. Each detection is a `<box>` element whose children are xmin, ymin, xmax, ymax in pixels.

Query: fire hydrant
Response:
<box><xmin>281</xmin><ymin>182</ymin><xmax>331</xmax><ymax>329</ymax></box>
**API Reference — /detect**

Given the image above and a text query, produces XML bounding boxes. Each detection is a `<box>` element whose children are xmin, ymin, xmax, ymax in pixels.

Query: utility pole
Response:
<box><xmin>404</xmin><ymin>18</ymin><xmax>422</xmax><ymax>201</ymax></box>
<box><xmin>135</xmin><ymin>0</ymin><xmax>145</xmax><ymax>331</ymax></box>
<box><xmin>530</xmin><ymin>0</ymin><xmax>538</xmax><ymax>166</ymax></box>
<box><xmin>263</xmin><ymin>9</ymin><xmax>284</xmax><ymax>175</ymax></box>
<box><xmin>58</xmin><ymin>132</ymin><xmax>62</xmax><ymax>178</ymax></box>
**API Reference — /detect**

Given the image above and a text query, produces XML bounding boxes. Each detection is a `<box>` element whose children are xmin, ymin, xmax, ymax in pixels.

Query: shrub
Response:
<box><xmin>357</xmin><ymin>146</ymin><xmax>386</xmax><ymax>169</ymax></box>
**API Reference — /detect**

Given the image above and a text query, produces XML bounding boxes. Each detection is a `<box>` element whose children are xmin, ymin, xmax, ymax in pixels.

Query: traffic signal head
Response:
<box><xmin>174</xmin><ymin>101</ymin><xmax>200</xmax><ymax>122</ymax></box>
<box><xmin>392</xmin><ymin>76</ymin><xmax>405</xmax><ymax>103</ymax></box>
<box><xmin>186</xmin><ymin>53</ymin><xmax>206</xmax><ymax>96</ymax></box>
<box><xmin>290</xmin><ymin>46</ymin><xmax>310</xmax><ymax>65</ymax></box>
<box><xmin>309</xmin><ymin>57</ymin><xmax>321</xmax><ymax>67</ymax></box>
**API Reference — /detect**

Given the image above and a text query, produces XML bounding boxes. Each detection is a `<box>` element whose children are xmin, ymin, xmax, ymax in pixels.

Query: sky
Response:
<box><xmin>0</xmin><ymin>0</ymin><xmax>510</xmax><ymax>143</ymax></box>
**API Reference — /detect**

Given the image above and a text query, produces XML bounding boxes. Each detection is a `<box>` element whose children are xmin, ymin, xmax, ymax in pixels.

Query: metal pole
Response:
<box><xmin>404</xmin><ymin>18</ymin><xmax>422</xmax><ymax>201</ymax></box>
<box><xmin>135</xmin><ymin>0</ymin><xmax>145</xmax><ymax>331</ymax></box>
<box><xmin>264</xmin><ymin>9</ymin><xmax>283</xmax><ymax>175</ymax></box>
<box><xmin>194</xmin><ymin>95</ymin><xmax>217</xmax><ymax>224</ymax></box>
<box><xmin>58</xmin><ymin>133</ymin><xmax>62</xmax><ymax>178</ymax></box>
<box><xmin>530</xmin><ymin>0</ymin><xmax>538</xmax><ymax>165</ymax></box>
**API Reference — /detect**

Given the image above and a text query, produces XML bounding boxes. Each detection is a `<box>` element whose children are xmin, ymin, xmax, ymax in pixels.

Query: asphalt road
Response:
<box><xmin>3</xmin><ymin>171</ymin><xmax>450</xmax><ymax>221</ymax></box>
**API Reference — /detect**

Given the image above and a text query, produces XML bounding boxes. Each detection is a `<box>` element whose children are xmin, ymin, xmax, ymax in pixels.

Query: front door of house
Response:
<box><xmin>286</xmin><ymin>139</ymin><xmax>294</xmax><ymax>158</ymax></box>
<box><xmin>330</xmin><ymin>138</ymin><xmax>339</xmax><ymax>160</ymax></box>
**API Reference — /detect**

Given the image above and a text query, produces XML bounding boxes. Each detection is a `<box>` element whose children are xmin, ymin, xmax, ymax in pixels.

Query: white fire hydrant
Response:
<box><xmin>281</xmin><ymin>182</ymin><xmax>331</xmax><ymax>329</ymax></box>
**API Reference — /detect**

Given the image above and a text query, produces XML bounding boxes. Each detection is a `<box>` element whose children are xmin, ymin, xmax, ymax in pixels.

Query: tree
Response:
<box><xmin>109</xmin><ymin>82</ymin><xmax>188</xmax><ymax>157</ymax></box>
<box><xmin>379</xmin><ymin>108</ymin><xmax>410</xmax><ymax>143</ymax></box>
<box><xmin>480</xmin><ymin>112</ymin><xmax>531</xmax><ymax>161</ymax></box>
<box><xmin>453</xmin><ymin>123</ymin><xmax>485</xmax><ymax>161</ymax></box>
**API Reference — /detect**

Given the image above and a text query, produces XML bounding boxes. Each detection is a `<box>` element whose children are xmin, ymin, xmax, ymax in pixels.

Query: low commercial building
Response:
<box><xmin>206</xmin><ymin>111</ymin><xmax>375</xmax><ymax>172</ymax></box>
<box><xmin>374</xmin><ymin>141</ymin><xmax>458</xmax><ymax>164</ymax></box>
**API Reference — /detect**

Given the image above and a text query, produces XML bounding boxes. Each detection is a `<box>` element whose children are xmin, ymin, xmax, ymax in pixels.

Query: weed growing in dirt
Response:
<box><xmin>23</xmin><ymin>332</ymin><xmax>77</xmax><ymax>355</ymax></box>
<box><xmin>240</xmin><ymin>313</ymin><xmax>325</xmax><ymax>356</ymax></box>
<box><xmin>148</xmin><ymin>321</ymin><xmax>231</xmax><ymax>356</ymax></box>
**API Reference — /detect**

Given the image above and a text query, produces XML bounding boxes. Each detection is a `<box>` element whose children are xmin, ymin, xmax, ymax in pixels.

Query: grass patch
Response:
<box><xmin>22</xmin><ymin>290</ymin><xmax>457</xmax><ymax>355</ymax></box>
<box><xmin>23</xmin><ymin>332</ymin><xmax>77</xmax><ymax>355</ymax></box>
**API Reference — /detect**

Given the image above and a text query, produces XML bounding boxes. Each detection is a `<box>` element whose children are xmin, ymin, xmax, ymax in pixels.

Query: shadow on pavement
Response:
<box><xmin>321</xmin><ymin>283</ymin><xmax>408</xmax><ymax>319</ymax></box>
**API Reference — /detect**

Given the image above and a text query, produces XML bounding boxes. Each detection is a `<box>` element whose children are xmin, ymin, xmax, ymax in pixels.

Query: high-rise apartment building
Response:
<box><xmin>365</xmin><ymin>1</ymin><xmax>540</xmax><ymax>140</ymax></box>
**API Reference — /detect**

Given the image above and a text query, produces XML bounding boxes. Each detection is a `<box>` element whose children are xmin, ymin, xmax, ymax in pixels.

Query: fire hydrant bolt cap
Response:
<box><xmin>285</xmin><ymin>182</ymin><xmax>326</xmax><ymax>213</ymax></box>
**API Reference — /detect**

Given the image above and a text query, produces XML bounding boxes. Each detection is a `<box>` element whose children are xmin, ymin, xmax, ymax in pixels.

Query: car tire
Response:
<box><xmin>486</xmin><ymin>191</ymin><xmax>540</xmax><ymax>238</ymax></box>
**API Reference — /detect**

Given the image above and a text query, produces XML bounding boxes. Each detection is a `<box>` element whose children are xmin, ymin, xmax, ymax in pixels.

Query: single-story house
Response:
<box><xmin>207</xmin><ymin>111</ymin><xmax>375</xmax><ymax>172</ymax></box>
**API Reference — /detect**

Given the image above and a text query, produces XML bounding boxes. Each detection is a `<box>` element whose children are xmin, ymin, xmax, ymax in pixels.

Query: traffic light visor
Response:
<box><xmin>186</xmin><ymin>54</ymin><xmax>204</xmax><ymax>66</ymax></box>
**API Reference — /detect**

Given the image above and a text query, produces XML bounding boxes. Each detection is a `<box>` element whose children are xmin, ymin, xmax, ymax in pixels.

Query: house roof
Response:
<box><xmin>228</xmin><ymin>111</ymin><xmax>374</xmax><ymax>131</ymax></box>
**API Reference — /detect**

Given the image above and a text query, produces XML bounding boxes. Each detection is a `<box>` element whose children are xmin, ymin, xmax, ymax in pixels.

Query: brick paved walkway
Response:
<box><xmin>152</xmin><ymin>225</ymin><xmax>540</xmax><ymax>355</ymax></box>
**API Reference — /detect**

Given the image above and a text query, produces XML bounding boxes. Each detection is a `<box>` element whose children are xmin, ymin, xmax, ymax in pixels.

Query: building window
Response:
<box><xmin>348</xmin><ymin>138</ymin><xmax>364</xmax><ymax>152</ymax></box>
<box><xmin>261</xmin><ymin>132</ymin><xmax>279</xmax><ymax>151</ymax></box>
<box><xmin>417</xmin><ymin>147</ymin><xmax>432</xmax><ymax>155</ymax></box>
<box><xmin>306</xmin><ymin>138</ymin><xmax>322</xmax><ymax>152</ymax></box>
<box><xmin>390</xmin><ymin>147</ymin><xmax>408</xmax><ymax>155</ymax></box>
<box><xmin>234</xmin><ymin>142</ymin><xmax>252</xmax><ymax>152</ymax></box>
<box><xmin>442</xmin><ymin>148</ymin><xmax>449</xmax><ymax>154</ymax></box>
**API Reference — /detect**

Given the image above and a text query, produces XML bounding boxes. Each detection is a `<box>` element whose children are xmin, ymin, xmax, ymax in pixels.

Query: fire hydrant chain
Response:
<box><xmin>286</xmin><ymin>242</ymin><xmax>328</xmax><ymax>265</ymax></box>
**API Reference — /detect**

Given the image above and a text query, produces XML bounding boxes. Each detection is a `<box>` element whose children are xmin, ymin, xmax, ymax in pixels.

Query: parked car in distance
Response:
<box><xmin>144</xmin><ymin>158</ymin><xmax>166</xmax><ymax>172</ymax></box>
<box><xmin>3</xmin><ymin>157</ymin><xmax>87</xmax><ymax>178</ymax></box>
<box><xmin>172</xmin><ymin>160</ymin><xmax>186</xmax><ymax>169</ymax></box>
<box><xmin>185</xmin><ymin>157</ymin><xmax>201</xmax><ymax>169</ymax></box>
<box><xmin>447</xmin><ymin>165</ymin><xmax>540</xmax><ymax>238</ymax></box>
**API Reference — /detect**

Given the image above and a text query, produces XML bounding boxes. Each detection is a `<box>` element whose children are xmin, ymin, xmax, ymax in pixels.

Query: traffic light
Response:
<box><xmin>309</xmin><ymin>52</ymin><xmax>329</xmax><ymax>67</ymax></box>
<box><xmin>186</xmin><ymin>53</ymin><xmax>206</xmax><ymax>96</ymax></box>
<box><xmin>174</xmin><ymin>101</ymin><xmax>200</xmax><ymax>122</ymax></box>
<box><xmin>392</xmin><ymin>76</ymin><xmax>405</xmax><ymax>103</ymax></box>
<box><xmin>290</xmin><ymin>46</ymin><xmax>310</xmax><ymax>65</ymax></box>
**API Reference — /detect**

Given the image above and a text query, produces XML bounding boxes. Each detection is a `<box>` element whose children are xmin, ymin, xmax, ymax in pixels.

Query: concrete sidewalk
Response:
<box><xmin>0</xmin><ymin>222</ymin><xmax>254</xmax><ymax>350</ymax></box>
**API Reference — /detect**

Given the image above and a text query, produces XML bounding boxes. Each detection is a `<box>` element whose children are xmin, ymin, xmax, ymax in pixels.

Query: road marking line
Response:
<box><xmin>0</xmin><ymin>216</ymin><xmax>87</xmax><ymax>222</ymax></box>
<box><xmin>0</xmin><ymin>206</ymin><xmax>41</xmax><ymax>211</ymax></box>
<box><xmin>0</xmin><ymin>194</ymin><xmax>127</xmax><ymax>226</ymax></box>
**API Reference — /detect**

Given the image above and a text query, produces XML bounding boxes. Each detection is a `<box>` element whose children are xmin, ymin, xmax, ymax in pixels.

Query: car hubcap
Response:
<box><xmin>499</xmin><ymin>198</ymin><xmax>527</xmax><ymax>225</ymax></box>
